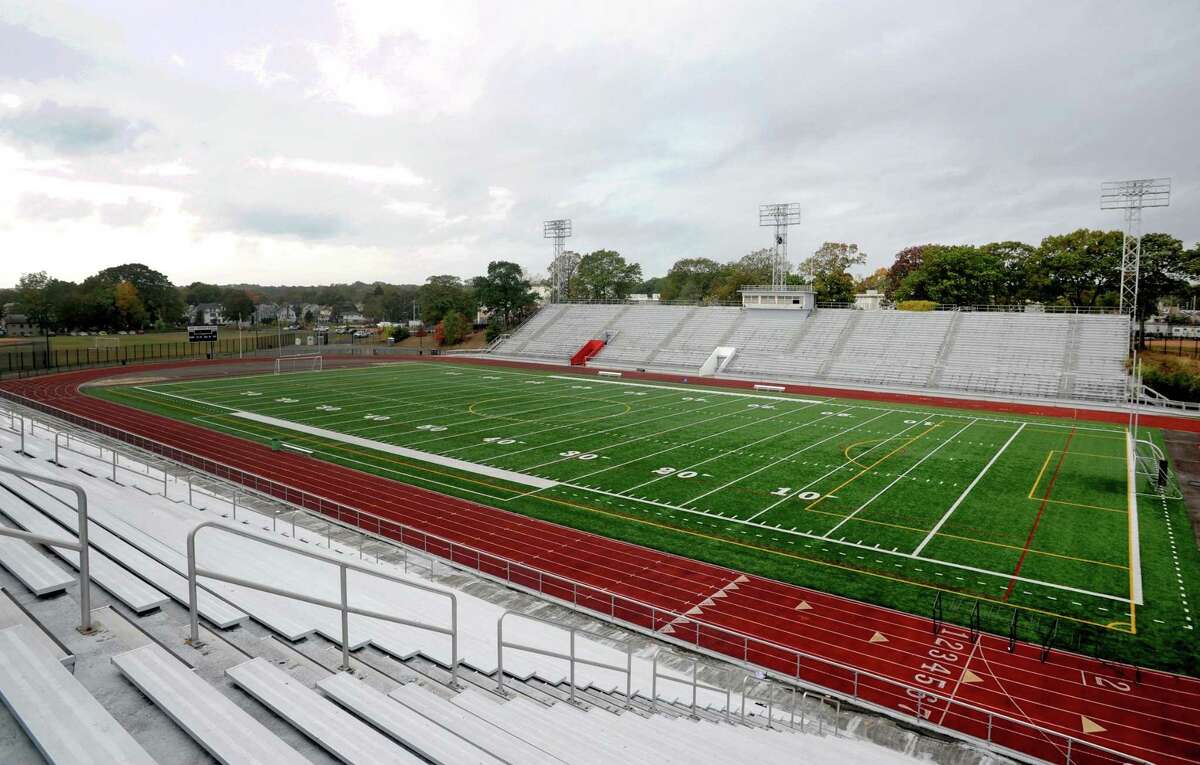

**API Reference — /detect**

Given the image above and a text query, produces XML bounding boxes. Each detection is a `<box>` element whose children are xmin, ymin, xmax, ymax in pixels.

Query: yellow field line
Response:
<box><xmin>1027</xmin><ymin>450</ymin><xmax>1055</xmax><ymax>500</ymax></box>
<box><xmin>1032</xmin><ymin>497</ymin><xmax>1125</xmax><ymax>514</ymax></box>
<box><xmin>807</xmin><ymin>423</ymin><xmax>942</xmax><ymax>511</ymax></box>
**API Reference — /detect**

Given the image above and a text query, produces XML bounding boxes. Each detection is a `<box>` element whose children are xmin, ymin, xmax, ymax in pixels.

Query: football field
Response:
<box><xmin>90</xmin><ymin>360</ymin><xmax>1200</xmax><ymax>670</ymax></box>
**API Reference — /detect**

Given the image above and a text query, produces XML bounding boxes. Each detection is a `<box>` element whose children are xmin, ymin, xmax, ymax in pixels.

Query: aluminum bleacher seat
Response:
<box><xmin>0</xmin><ymin>526</ymin><xmax>73</xmax><ymax>596</ymax></box>
<box><xmin>825</xmin><ymin>311</ymin><xmax>953</xmax><ymax>386</ymax></box>
<box><xmin>113</xmin><ymin>643</ymin><xmax>309</xmax><ymax>765</ymax></box>
<box><xmin>226</xmin><ymin>657</ymin><xmax>424</xmax><ymax>764</ymax></box>
<box><xmin>0</xmin><ymin>624</ymin><xmax>156</xmax><ymax>765</ymax></box>
<box><xmin>319</xmin><ymin>673</ymin><xmax>506</xmax><ymax>765</ymax></box>
<box><xmin>592</xmin><ymin>305</ymin><xmax>693</xmax><ymax>367</ymax></box>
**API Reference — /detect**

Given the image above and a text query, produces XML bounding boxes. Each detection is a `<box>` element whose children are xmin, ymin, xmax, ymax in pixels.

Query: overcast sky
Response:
<box><xmin>1</xmin><ymin>1</ymin><xmax>1197</xmax><ymax>288</ymax></box>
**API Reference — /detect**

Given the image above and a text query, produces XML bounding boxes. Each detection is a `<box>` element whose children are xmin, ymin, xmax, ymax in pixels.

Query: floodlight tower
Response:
<box><xmin>758</xmin><ymin>203</ymin><xmax>801</xmax><ymax>288</ymax></box>
<box><xmin>544</xmin><ymin>219</ymin><xmax>573</xmax><ymax>302</ymax></box>
<box><xmin>1101</xmin><ymin>178</ymin><xmax>1171</xmax><ymax>318</ymax></box>
<box><xmin>1101</xmin><ymin>177</ymin><xmax>1170</xmax><ymax>443</ymax></box>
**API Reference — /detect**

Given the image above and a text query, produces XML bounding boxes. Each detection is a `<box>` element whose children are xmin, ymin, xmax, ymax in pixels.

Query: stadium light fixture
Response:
<box><xmin>544</xmin><ymin>219</ymin><xmax>573</xmax><ymax>303</ymax></box>
<box><xmin>1100</xmin><ymin>178</ymin><xmax>1171</xmax><ymax>318</ymax></box>
<box><xmin>758</xmin><ymin>203</ymin><xmax>801</xmax><ymax>289</ymax></box>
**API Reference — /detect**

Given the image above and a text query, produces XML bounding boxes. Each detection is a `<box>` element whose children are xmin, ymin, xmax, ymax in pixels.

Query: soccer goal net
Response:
<box><xmin>274</xmin><ymin>353</ymin><xmax>323</xmax><ymax>374</ymax></box>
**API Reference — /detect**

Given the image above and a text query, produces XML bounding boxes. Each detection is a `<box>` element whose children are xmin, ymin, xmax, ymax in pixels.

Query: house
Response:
<box><xmin>1</xmin><ymin>312</ymin><xmax>38</xmax><ymax>337</ymax></box>
<box><xmin>193</xmin><ymin>303</ymin><xmax>224</xmax><ymax>325</ymax></box>
<box><xmin>341</xmin><ymin>311</ymin><xmax>367</xmax><ymax>324</ymax></box>
<box><xmin>255</xmin><ymin>304</ymin><xmax>278</xmax><ymax>322</ymax></box>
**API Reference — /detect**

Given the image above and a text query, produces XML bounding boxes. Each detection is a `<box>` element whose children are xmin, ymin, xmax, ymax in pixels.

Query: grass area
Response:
<box><xmin>88</xmin><ymin>361</ymin><xmax>1200</xmax><ymax>673</ymax></box>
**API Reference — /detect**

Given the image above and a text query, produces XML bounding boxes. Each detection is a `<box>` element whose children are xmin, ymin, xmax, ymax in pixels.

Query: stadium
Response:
<box><xmin>2</xmin><ymin>5</ymin><xmax>1200</xmax><ymax>765</ymax></box>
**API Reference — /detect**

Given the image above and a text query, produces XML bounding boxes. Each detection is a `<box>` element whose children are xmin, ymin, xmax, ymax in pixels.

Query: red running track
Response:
<box><xmin>3</xmin><ymin>359</ymin><xmax>1199</xmax><ymax>764</ymax></box>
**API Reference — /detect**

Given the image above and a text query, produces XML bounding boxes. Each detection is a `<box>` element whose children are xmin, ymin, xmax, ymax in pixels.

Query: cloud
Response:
<box><xmin>0</xmin><ymin>101</ymin><xmax>150</xmax><ymax>155</ymax></box>
<box><xmin>135</xmin><ymin>159</ymin><xmax>196</xmax><ymax>177</ymax></box>
<box><xmin>222</xmin><ymin>206</ymin><xmax>342</xmax><ymax>240</ymax></box>
<box><xmin>483</xmin><ymin>186</ymin><xmax>515</xmax><ymax>222</ymax></box>
<box><xmin>251</xmin><ymin>156</ymin><xmax>425</xmax><ymax>186</ymax></box>
<box><xmin>0</xmin><ymin>22</ymin><xmax>90</xmax><ymax>80</ymax></box>
<box><xmin>100</xmin><ymin>199</ymin><xmax>158</xmax><ymax>227</ymax></box>
<box><xmin>17</xmin><ymin>193</ymin><xmax>94</xmax><ymax>222</ymax></box>
<box><xmin>0</xmin><ymin>94</ymin><xmax>21</xmax><ymax>109</ymax></box>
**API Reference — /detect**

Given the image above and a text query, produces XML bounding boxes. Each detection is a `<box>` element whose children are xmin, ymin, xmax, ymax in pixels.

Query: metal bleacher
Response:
<box><xmin>112</xmin><ymin>643</ymin><xmax>310</xmax><ymax>765</ymax></box>
<box><xmin>0</xmin><ymin>624</ymin><xmax>156</xmax><ymax>765</ymax></box>
<box><xmin>0</xmin><ymin>406</ymin><xmax>1092</xmax><ymax>765</ymax></box>
<box><xmin>494</xmin><ymin>302</ymin><xmax>1131</xmax><ymax>404</ymax></box>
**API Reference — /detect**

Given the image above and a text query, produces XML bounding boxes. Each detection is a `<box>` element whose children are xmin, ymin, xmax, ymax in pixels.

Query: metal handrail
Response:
<box><xmin>0</xmin><ymin>465</ymin><xmax>93</xmax><ymax>633</ymax></box>
<box><xmin>651</xmin><ymin>649</ymin><xmax>731</xmax><ymax>720</ymax></box>
<box><xmin>0</xmin><ymin>392</ymin><xmax>1155</xmax><ymax>765</ymax></box>
<box><xmin>496</xmin><ymin>610</ymin><xmax>632</xmax><ymax>706</ymax></box>
<box><xmin>185</xmin><ymin>520</ymin><xmax>458</xmax><ymax>681</ymax></box>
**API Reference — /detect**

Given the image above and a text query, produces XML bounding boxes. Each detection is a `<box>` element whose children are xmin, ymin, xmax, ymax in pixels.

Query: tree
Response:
<box><xmin>85</xmin><ymin>263</ymin><xmax>184</xmax><ymax>327</ymax></box>
<box><xmin>800</xmin><ymin>243</ymin><xmax>867</xmax><ymax>303</ymax></box>
<box><xmin>184</xmin><ymin>282</ymin><xmax>223</xmax><ymax>306</ymax></box>
<box><xmin>1135</xmin><ymin>233</ymin><xmax>1196</xmax><ymax>345</ymax></box>
<box><xmin>1026</xmin><ymin>229</ymin><xmax>1123</xmax><ymax>307</ymax></box>
<box><xmin>220</xmin><ymin>289</ymin><xmax>255</xmax><ymax>323</ymax></box>
<box><xmin>15</xmin><ymin>272</ymin><xmax>57</xmax><ymax>334</ymax></box>
<box><xmin>473</xmin><ymin>261</ymin><xmax>537</xmax><ymax>328</ymax></box>
<box><xmin>441</xmin><ymin>310</ymin><xmax>470</xmax><ymax>345</ymax></box>
<box><xmin>417</xmin><ymin>276</ymin><xmax>475</xmax><ymax>324</ymax></box>
<box><xmin>894</xmin><ymin>245</ymin><xmax>1004</xmax><ymax>306</ymax></box>
<box><xmin>570</xmin><ymin>250</ymin><xmax>642</xmax><ymax>301</ymax></box>
<box><xmin>391</xmin><ymin>325</ymin><xmax>410</xmax><ymax>342</ymax></box>
<box><xmin>658</xmin><ymin>258</ymin><xmax>725</xmax><ymax>302</ymax></box>
<box><xmin>856</xmin><ymin>267</ymin><xmax>890</xmax><ymax>293</ymax></box>
<box><xmin>885</xmin><ymin>245</ymin><xmax>932</xmax><ymax>299</ymax></box>
<box><xmin>548</xmin><ymin>250</ymin><xmax>582</xmax><ymax>299</ymax></box>
<box><xmin>978</xmin><ymin>241</ymin><xmax>1036</xmax><ymax>305</ymax></box>
<box><xmin>113</xmin><ymin>281</ymin><xmax>147</xmax><ymax>330</ymax></box>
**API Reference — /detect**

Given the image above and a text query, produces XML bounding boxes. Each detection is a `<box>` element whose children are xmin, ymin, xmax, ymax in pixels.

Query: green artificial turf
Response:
<box><xmin>87</xmin><ymin>360</ymin><xmax>1200</xmax><ymax>674</ymax></box>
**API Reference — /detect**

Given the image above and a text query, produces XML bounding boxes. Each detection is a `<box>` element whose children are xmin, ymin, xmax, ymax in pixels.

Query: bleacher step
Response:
<box><xmin>0</xmin><ymin>624</ymin><xmax>156</xmax><ymax>765</ymax></box>
<box><xmin>226</xmin><ymin>657</ymin><xmax>422</xmax><ymax>764</ymax></box>
<box><xmin>113</xmin><ymin>643</ymin><xmax>309</xmax><ymax>765</ymax></box>
<box><xmin>0</xmin><ymin>587</ymin><xmax>73</xmax><ymax>667</ymax></box>
<box><xmin>389</xmin><ymin>683</ymin><xmax>565</xmax><ymax>765</ymax></box>
<box><xmin>0</xmin><ymin>528</ymin><xmax>74</xmax><ymax>595</ymax></box>
<box><xmin>319</xmin><ymin>672</ymin><xmax>506</xmax><ymax>765</ymax></box>
<box><xmin>0</xmin><ymin>483</ymin><xmax>169</xmax><ymax>614</ymax></box>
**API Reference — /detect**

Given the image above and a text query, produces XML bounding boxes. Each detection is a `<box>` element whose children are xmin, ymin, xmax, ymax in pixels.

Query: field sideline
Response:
<box><xmin>89</xmin><ymin>359</ymin><xmax>1200</xmax><ymax>672</ymax></box>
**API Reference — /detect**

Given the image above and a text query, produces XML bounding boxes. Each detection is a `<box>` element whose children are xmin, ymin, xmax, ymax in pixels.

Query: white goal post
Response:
<box><xmin>274</xmin><ymin>353</ymin><xmax>323</xmax><ymax>374</ymax></box>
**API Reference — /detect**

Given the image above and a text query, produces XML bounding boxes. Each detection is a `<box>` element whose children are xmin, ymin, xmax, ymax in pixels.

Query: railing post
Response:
<box><xmin>188</xmin><ymin>474</ymin><xmax>193</xmax><ymax>506</ymax></box>
<box><xmin>986</xmin><ymin>711</ymin><xmax>992</xmax><ymax>742</ymax></box>
<box><xmin>496</xmin><ymin>614</ymin><xmax>505</xmax><ymax>694</ymax></box>
<box><xmin>339</xmin><ymin>564</ymin><xmax>350</xmax><ymax>670</ymax></box>
<box><xmin>741</xmin><ymin>674</ymin><xmax>747</xmax><ymax>720</ymax></box>
<box><xmin>651</xmin><ymin>652</ymin><xmax>658</xmax><ymax>711</ymax></box>
<box><xmin>1066</xmin><ymin>737</ymin><xmax>1072</xmax><ymax>764</ymax></box>
<box><xmin>111</xmin><ymin>449</ymin><xmax>117</xmax><ymax>482</ymax></box>
<box><xmin>691</xmin><ymin>660</ymin><xmax>697</xmax><ymax>717</ymax></box>
<box><xmin>569</xmin><ymin>629</ymin><xmax>576</xmax><ymax>703</ymax></box>
<box><xmin>53</xmin><ymin>432</ymin><xmax>60</xmax><ymax>465</ymax></box>
<box><xmin>625</xmin><ymin>644</ymin><xmax>632</xmax><ymax>707</ymax></box>
<box><xmin>449</xmin><ymin>593</ymin><xmax>459</xmax><ymax>687</ymax></box>
<box><xmin>232</xmin><ymin>490</ymin><xmax>237</xmax><ymax>520</ymax></box>
<box><xmin>790</xmin><ymin>686</ymin><xmax>797</xmax><ymax>729</ymax></box>
<box><xmin>186</xmin><ymin>526</ymin><xmax>200</xmax><ymax>646</ymax></box>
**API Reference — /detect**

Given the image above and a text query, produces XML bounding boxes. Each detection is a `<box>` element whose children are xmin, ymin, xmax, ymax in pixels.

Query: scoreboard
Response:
<box><xmin>188</xmin><ymin>325</ymin><xmax>218</xmax><ymax>343</ymax></box>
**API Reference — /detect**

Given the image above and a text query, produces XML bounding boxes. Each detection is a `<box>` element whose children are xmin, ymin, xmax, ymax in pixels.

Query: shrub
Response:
<box><xmin>484</xmin><ymin>316</ymin><xmax>504</xmax><ymax>343</ymax></box>
<box><xmin>391</xmin><ymin>325</ymin><xmax>410</xmax><ymax>342</ymax></box>
<box><xmin>896</xmin><ymin>300</ymin><xmax>937</xmax><ymax>312</ymax></box>
<box><xmin>442</xmin><ymin>311</ymin><xmax>469</xmax><ymax>345</ymax></box>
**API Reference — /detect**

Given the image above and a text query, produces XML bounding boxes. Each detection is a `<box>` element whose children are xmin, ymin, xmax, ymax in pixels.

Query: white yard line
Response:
<box><xmin>823</xmin><ymin>419</ymin><xmax>976</xmax><ymax>538</ymax></box>
<box><xmin>910</xmin><ymin>423</ymin><xmax>1026</xmax><ymax>557</ymax></box>
<box><xmin>687</xmin><ymin>409</ymin><xmax>895</xmax><ymax>509</ymax></box>
<box><xmin>1126</xmin><ymin>428</ymin><xmax>1144</xmax><ymax>606</ymax></box>
<box><xmin>228</xmin><ymin>411</ymin><xmax>558</xmax><ymax>490</ymax></box>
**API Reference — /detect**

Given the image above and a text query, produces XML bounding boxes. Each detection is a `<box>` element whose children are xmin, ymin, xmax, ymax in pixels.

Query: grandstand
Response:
<box><xmin>492</xmin><ymin>303</ymin><xmax>1131</xmax><ymax>404</ymax></box>
<box><xmin>0</xmin><ymin>404</ymin><xmax>975</xmax><ymax>765</ymax></box>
